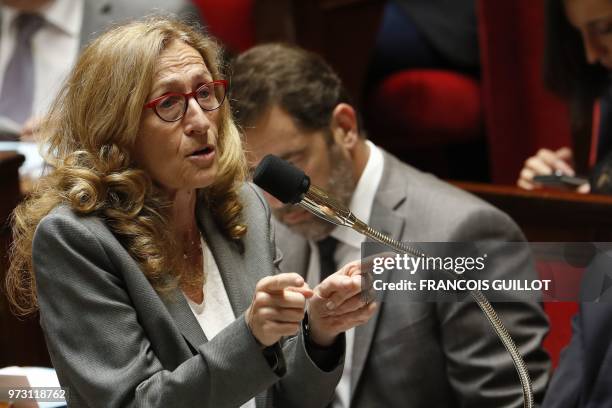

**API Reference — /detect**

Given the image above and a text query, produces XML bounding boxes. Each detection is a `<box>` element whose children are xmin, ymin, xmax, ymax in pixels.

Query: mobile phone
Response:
<box><xmin>533</xmin><ymin>174</ymin><xmax>589</xmax><ymax>188</ymax></box>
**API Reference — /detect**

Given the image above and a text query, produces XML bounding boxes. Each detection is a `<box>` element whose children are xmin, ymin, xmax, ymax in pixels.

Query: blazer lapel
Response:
<box><xmin>159</xmin><ymin>196</ymin><xmax>253</xmax><ymax>353</ymax></box>
<box><xmin>197</xmin><ymin>191</ymin><xmax>275</xmax><ymax>408</ymax></box>
<box><xmin>269</xmin><ymin>218</ymin><xmax>310</xmax><ymax>278</ymax></box>
<box><xmin>351</xmin><ymin>151</ymin><xmax>408</xmax><ymax>400</ymax></box>
<box><xmin>197</xmin><ymin>198</ymin><xmax>251</xmax><ymax>317</ymax></box>
<box><xmin>80</xmin><ymin>0</ymin><xmax>110</xmax><ymax>49</ymax></box>
<box><xmin>161</xmin><ymin>288</ymin><xmax>208</xmax><ymax>351</ymax></box>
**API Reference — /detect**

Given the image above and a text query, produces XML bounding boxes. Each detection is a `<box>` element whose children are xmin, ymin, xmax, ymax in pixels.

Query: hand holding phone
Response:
<box><xmin>518</xmin><ymin>147</ymin><xmax>589</xmax><ymax>192</ymax></box>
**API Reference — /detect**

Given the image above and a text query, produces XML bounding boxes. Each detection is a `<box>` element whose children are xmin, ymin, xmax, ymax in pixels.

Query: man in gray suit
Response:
<box><xmin>231</xmin><ymin>43</ymin><xmax>551</xmax><ymax>407</ymax></box>
<box><xmin>0</xmin><ymin>0</ymin><xmax>200</xmax><ymax>139</ymax></box>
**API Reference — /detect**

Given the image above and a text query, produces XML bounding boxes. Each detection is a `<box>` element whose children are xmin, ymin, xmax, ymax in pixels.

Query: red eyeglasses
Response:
<box><xmin>143</xmin><ymin>80</ymin><xmax>228</xmax><ymax>122</ymax></box>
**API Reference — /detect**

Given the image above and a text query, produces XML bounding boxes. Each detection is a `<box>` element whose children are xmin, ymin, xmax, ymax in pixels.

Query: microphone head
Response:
<box><xmin>253</xmin><ymin>155</ymin><xmax>310</xmax><ymax>204</ymax></box>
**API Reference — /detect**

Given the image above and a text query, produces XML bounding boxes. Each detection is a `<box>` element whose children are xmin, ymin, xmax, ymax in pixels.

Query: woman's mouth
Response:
<box><xmin>187</xmin><ymin>145</ymin><xmax>216</xmax><ymax>166</ymax></box>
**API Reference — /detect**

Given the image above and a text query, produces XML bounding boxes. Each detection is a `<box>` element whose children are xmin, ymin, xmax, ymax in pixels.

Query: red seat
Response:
<box><xmin>191</xmin><ymin>0</ymin><xmax>255</xmax><ymax>53</ymax></box>
<box><xmin>537</xmin><ymin>260</ymin><xmax>582</xmax><ymax>367</ymax></box>
<box><xmin>543</xmin><ymin>302</ymin><xmax>579</xmax><ymax>368</ymax></box>
<box><xmin>369</xmin><ymin>70</ymin><xmax>482</xmax><ymax>150</ymax></box>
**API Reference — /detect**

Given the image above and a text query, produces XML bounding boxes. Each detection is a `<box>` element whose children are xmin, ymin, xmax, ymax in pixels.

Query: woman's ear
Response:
<box><xmin>330</xmin><ymin>103</ymin><xmax>359</xmax><ymax>149</ymax></box>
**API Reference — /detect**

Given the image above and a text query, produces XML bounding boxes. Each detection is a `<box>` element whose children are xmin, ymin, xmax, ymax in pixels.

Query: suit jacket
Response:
<box><xmin>275</xmin><ymin>150</ymin><xmax>551</xmax><ymax>407</ymax></box>
<box><xmin>393</xmin><ymin>0</ymin><xmax>479</xmax><ymax>68</ymax></box>
<box><xmin>542</xmin><ymin>252</ymin><xmax>612</xmax><ymax>408</ymax></box>
<box><xmin>0</xmin><ymin>0</ymin><xmax>201</xmax><ymax>48</ymax></box>
<box><xmin>32</xmin><ymin>184</ymin><xmax>343</xmax><ymax>408</ymax></box>
<box><xmin>79</xmin><ymin>0</ymin><xmax>202</xmax><ymax>49</ymax></box>
<box><xmin>542</xmin><ymin>303</ymin><xmax>612</xmax><ymax>408</ymax></box>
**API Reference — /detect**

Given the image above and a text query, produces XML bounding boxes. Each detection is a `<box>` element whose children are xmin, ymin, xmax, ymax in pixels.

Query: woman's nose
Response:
<box><xmin>184</xmin><ymin>97</ymin><xmax>211</xmax><ymax>136</ymax></box>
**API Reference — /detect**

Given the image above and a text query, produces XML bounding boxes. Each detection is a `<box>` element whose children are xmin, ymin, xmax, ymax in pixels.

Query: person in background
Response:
<box><xmin>517</xmin><ymin>0</ymin><xmax>612</xmax><ymax>194</ymax></box>
<box><xmin>542</xmin><ymin>250</ymin><xmax>612</xmax><ymax>407</ymax></box>
<box><xmin>368</xmin><ymin>0</ymin><xmax>480</xmax><ymax>84</ymax></box>
<box><xmin>231</xmin><ymin>43</ymin><xmax>550</xmax><ymax>408</ymax></box>
<box><xmin>5</xmin><ymin>17</ymin><xmax>376</xmax><ymax>407</ymax></box>
<box><xmin>0</xmin><ymin>0</ymin><xmax>200</xmax><ymax>183</ymax></box>
<box><xmin>0</xmin><ymin>0</ymin><xmax>200</xmax><ymax>140</ymax></box>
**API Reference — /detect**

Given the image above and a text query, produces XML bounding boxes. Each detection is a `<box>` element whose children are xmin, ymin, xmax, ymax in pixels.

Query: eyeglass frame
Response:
<box><xmin>143</xmin><ymin>79</ymin><xmax>228</xmax><ymax>122</ymax></box>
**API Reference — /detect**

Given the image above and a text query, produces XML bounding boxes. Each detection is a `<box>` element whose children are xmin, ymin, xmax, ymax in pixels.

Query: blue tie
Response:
<box><xmin>0</xmin><ymin>13</ymin><xmax>45</xmax><ymax>125</ymax></box>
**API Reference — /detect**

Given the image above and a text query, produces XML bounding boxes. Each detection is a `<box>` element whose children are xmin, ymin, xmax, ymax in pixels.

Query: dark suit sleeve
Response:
<box><xmin>436</xmin><ymin>208</ymin><xmax>551</xmax><ymax>407</ymax></box>
<box><xmin>33</xmin><ymin>212</ymin><xmax>281</xmax><ymax>408</ymax></box>
<box><xmin>541</xmin><ymin>312</ymin><xmax>583</xmax><ymax>408</ymax></box>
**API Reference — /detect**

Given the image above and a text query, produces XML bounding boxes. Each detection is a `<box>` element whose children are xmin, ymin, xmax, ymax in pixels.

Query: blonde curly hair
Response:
<box><xmin>6</xmin><ymin>16</ymin><xmax>247</xmax><ymax>315</ymax></box>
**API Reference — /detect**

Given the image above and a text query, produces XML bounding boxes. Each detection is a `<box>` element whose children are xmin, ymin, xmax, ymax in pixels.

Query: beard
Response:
<box><xmin>272</xmin><ymin>144</ymin><xmax>354</xmax><ymax>241</ymax></box>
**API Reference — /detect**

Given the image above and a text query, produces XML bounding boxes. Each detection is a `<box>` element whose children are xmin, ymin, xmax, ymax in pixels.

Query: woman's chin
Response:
<box><xmin>155</xmin><ymin>173</ymin><xmax>217</xmax><ymax>193</ymax></box>
<box><xmin>184</xmin><ymin>164</ymin><xmax>219</xmax><ymax>190</ymax></box>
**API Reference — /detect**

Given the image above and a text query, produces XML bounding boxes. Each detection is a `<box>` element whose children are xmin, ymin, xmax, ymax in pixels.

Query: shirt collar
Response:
<box><xmin>1</xmin><ymin>7</ymin><xmax>19</xmax><ymax>29</ymax></box>
<box><xmin>1</xmin><ymin>0</ymin><xmax>82</xmax><ymax>36</ymax></box>
<box><xmin>43</xmin><ymin>0</ymin><xmax>82</xmax><ymax>37</ymax></box>
<box><xmin>330</xmin><ymin>140</ymin><xmax>384</xmax><ymax>249</ymax></box>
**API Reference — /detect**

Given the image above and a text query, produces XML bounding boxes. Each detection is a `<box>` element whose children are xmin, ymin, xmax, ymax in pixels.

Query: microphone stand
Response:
<box><xmin>300</xmin><ymin>185</ymin><xmax>535</xmax><ymax>408</ymax></box>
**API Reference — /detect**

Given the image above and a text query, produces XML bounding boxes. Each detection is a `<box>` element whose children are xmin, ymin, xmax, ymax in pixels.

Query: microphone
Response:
<box><xmin>253</xmin><ymin>154</ymin><xmax>535</xmax><ymax>408</ymax></box>
<box><xmin>252</xmin><ymin>154</ymin><xmax>373</xmax><ymax>235</ymax></box>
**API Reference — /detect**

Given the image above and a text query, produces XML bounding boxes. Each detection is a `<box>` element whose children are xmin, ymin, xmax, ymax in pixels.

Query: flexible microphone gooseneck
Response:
<box><xmin>253</xmin><ymin>154</ymin><xmax>534</xmax><ymax>408</ymax></box>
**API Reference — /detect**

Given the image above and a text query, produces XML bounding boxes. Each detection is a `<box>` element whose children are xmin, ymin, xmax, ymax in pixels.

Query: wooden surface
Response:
<box><xmin>0</xmin><ymin>151</ymin><xmax>51</xmax><ymax>368</ymax></box>
<box><xmin>453</xmin><ymin>181</ymin><xmax>612</xmax><ymax>241</ymax></box>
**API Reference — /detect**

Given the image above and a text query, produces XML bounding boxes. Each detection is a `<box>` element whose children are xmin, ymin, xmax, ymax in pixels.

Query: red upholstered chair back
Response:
<box><xmin>191</xmin><ymin>0</ymin><xmax>256</xmax><ymax>53</ymax></box>
<box><xmin>538</xmin><ymin>260</ymin><xmax>582</xmax><ymax>368</ymax></box>
<box><xmin>477</xmin><ymin>0</ymin><xmax>573</xmax><ymax>184</ymax></box>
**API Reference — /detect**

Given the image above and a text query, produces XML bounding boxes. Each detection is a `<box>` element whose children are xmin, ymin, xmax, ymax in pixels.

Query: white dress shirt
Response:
<box><xmin>306</xmin><ymin>140</ymin><xmax>385</xmax><ymax>408</ymax></box>
<box><xmin>0</xmin><ymin>0</ymin><xmax>83</xmax><ymax>131</ymax></box>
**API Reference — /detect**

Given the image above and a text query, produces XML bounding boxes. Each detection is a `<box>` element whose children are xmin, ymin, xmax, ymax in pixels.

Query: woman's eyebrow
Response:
<box><xmin>152</xmin><ymin>72</ymin><xmax>214</xmax><ymax>94</ymax></box>
<box><xmin>151</xmin><ymin>77</ymin><xmax>183</xmax><ymax>96</ymax></box>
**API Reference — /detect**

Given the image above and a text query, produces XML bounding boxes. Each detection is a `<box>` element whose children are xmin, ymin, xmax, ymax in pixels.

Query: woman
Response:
<box><xmin>517</xmin><ymin>0</ymin><xmax>612</xmax><ymax>193</ymax></box>
<box><xmin>5</xmin><ymin>17</ymin><xmax>375</xmax><ymax>407</ymax></box>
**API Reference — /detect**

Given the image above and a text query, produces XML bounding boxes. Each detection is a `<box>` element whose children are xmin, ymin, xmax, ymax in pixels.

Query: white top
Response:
<box><xmin>184</xmin><ymin>236</ymin><xmax>256</xmax><ymax>408</ymax></box>
<box><xmin>306</xmin><ymin>140</ymin><xmax>385</xmax><ymax>408</ymax></box>
<box><xmin>0</xmin><ymin>0</ymin><xmax>83</xmax><ymax>131</ymax></box>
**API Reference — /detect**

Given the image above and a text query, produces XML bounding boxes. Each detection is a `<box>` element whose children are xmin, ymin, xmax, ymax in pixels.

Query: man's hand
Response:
<box><xmin>246</xmin><ymin>273</ymin><xmax>313</xmax><ymax>347</ymax></box>
<box><xmin>307</xmin><ymin>260</ymin><xmax>377</xmax><ymax>347</ymax></box>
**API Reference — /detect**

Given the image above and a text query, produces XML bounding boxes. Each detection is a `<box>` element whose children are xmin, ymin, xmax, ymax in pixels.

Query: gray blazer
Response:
<box><xmin>275</xmin><ymin>150</ymin><xmax>551</xmax><ymax>407</ymax></box>
<box><xmin>32</xmin><ymin>184</ymin><xmax>342</xmax><ymax>407</ymax></box>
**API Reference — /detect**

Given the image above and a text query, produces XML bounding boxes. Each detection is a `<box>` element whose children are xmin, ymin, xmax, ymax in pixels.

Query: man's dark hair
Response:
<box><xmin>230</xmin><ymin>43</ymin><xmax>358</xmax><ymax>132</ymax></box>
<box><xmin>543</xmin><ymin>0</ymin><xmax>609</xmax><ymax>121</ymax></box>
